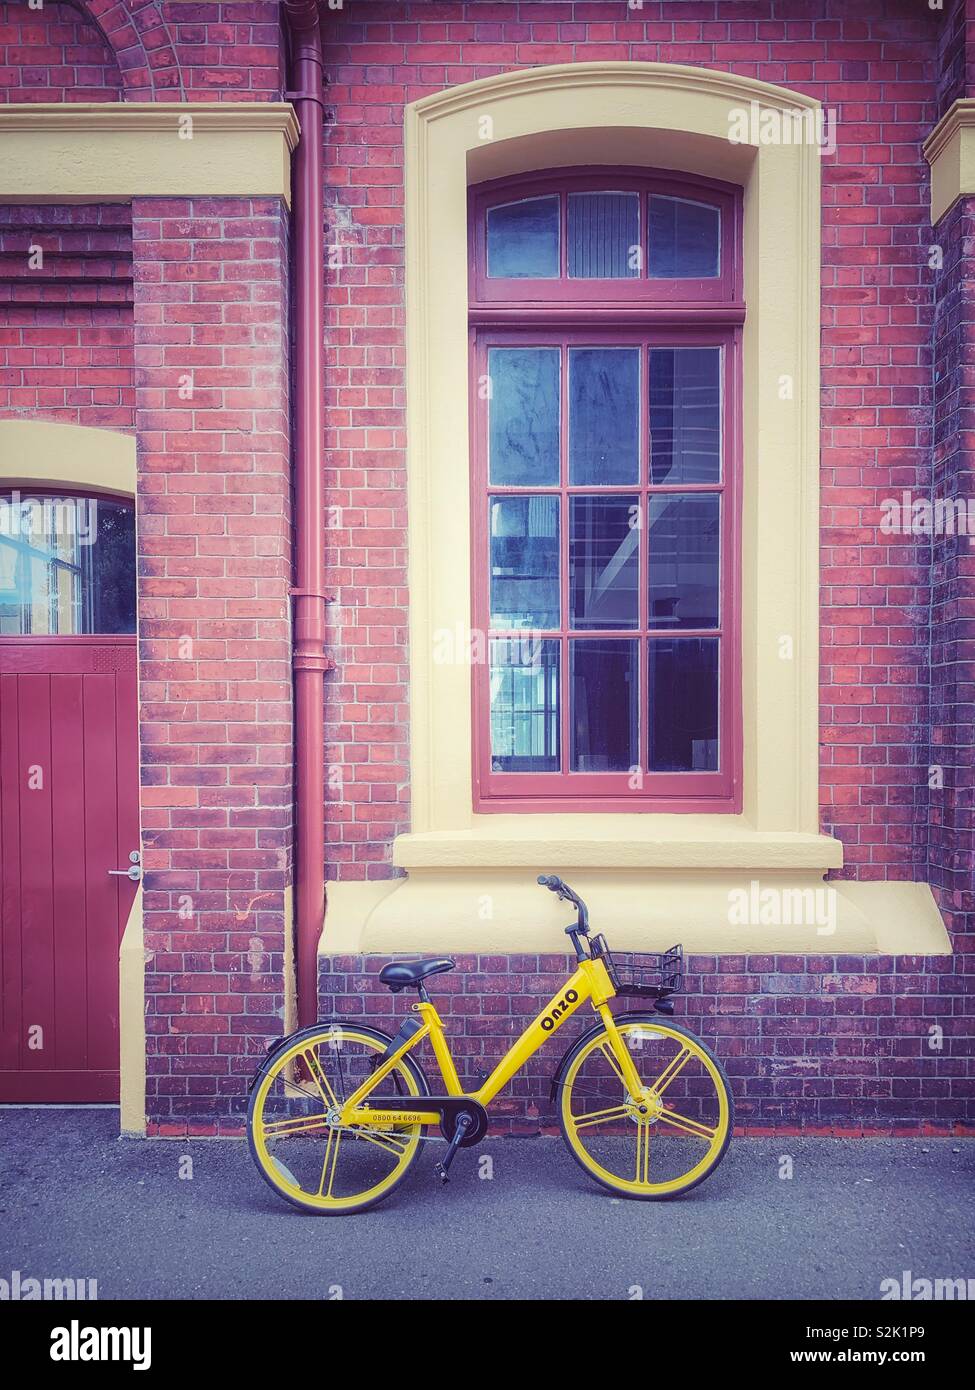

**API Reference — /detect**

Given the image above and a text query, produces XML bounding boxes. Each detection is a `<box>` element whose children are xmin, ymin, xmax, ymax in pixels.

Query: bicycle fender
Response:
<box><xmin>247</xmin><ymin>1019</ymin><xmax>402</xmax><ymax>1093</ymax></box>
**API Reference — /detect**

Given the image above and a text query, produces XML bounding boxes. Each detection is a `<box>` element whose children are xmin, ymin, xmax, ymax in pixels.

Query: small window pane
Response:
<box><xmin>648</xmin><ymin>494</ymin><xmax>720</xmax><ymax>631</ymax></box>
<box><xmin>487</xmin><ymin>196</ymin><xmax>560</xmax><ymax>279</ymax></box>
<box><xmin>649</xmin><ymin>347</ymin><xmax>721</xmax><ymax>485</ymax></box>
<box><xmin>648</xmin><ymin>195</ymin><xmax>720</xmax><ymax>278</ymax></box>
<box><xmin>570</xmin><ymin>495</ymin><xmax>639</xmax><ymax>630</ymax></box>
<box><xmin>489</xmin><ymin>347</ymin><xmax>560</xmax><ymax>486</ymax></box>
<box><xmin>568</xmin><ymin>192</ymin><xmax>640</xmax><ymax>279</ymax></box>
<box><xmin>569</xmin><ymin>347</ymin><xmax>640</xmax><ymax>485</ymax></box>
<box><xmin>571</xmin><ymin>639</ymin><xmax>638</xmax><ymax>772</ymax></box>
<box><xmin>648</xmin><ymin>637</ymin><xmax>719</xmax><ymax>772</ymax></box>
<box><xmin>490</xmin><ymin>495</ymin><xmax>560</xmax><ymax>630</ymax></box>
<box><xmin>490</xmin><ymin>637</ymin><xmax>560</xmax><ymax>772</ymax></box>
<box><xmin>91</xmin><ymin>498</ymin><xmax>136</xmax><ymax>634</ymax></box>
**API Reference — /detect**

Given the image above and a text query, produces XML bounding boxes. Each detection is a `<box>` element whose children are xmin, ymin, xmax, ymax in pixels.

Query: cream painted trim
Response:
<box><xmin>0</xmin><ymin>103</ymin><xmax>299</xmax><ymax>206</ymax></box>
<box><xmin>323</xmin><ymin>61</ymin><xmax>950</xmax><ymax>960</ymax></box>
<box><xmin>321</xmin><ymin>877</ymin><xmax>950</xmax><ymax>958</ymax></box>
<box><xmin>119</xmin><ymin>887</ymin><xmax>146</xmax><ymax>1136</ymax></box>
<box><xmin>403</xmin><ymin>61</ymin><xmax>824</xmax><ymax>855</ymax></box>
<box><xmin>924</xmin><ymin>99</ymin><xmax>975</xmax><ymax>223</ymax></box>
<box><xmin>394</xmin><ymin>821</ymin><xmax>843</xmax><ymax>871</ymax></box>
<box><xmin>282</xmin><ymin>884</ymin><xmax>297</xmax><ymax>1037</ymax></box>
<box><xmin>0</xmin><ymin>419</ymin><xmax>135</xmax><ymax>496</ymax></box>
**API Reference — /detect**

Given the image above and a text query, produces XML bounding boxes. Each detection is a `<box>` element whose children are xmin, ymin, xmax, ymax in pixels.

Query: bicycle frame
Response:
<box><xmin>337</xmin><ymin>955</ymin><xmax>646</xmax><ymax>1126</ymax></box>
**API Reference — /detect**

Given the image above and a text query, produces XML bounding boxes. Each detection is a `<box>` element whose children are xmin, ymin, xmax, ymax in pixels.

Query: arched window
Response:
<box><xmin>470</xmin><ymin>170</ymin><xmax>742</xmax><ymax>811</ymax></box>
<box><xmin>0</xmin><ymin>490</ymin><xmax>135</xmax><ymax>636</ymax></box>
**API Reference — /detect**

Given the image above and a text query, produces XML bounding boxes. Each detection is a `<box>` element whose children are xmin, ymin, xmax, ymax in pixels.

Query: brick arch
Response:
<box><xmin>78</xmin><ymin>0</ymin><xmax>183</xmax><ymax>99</ymax></box>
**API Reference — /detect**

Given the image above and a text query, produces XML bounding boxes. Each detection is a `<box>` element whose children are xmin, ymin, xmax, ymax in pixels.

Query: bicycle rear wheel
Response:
<box><xmin>558</xmin><ymin>1017</ymin><xmax>733</xmax><ymax>1199</ymax></box>
<box><xmin>247</xmin><ymin>1023</ymin><xmax>429</xmax><ymax>1215</ymax></box>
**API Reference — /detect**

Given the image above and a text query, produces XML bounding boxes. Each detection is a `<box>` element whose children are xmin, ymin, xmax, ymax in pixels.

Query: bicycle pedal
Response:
<box><xmin>434</xmin><ymin>1162</ymin><xmax>450</xmax><ymax>1184</ymax></box>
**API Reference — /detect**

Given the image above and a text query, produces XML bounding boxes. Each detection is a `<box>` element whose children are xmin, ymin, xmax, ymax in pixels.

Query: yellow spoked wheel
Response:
<box><xmin>247</xmin><ymin>1024</ymin><xmax>428</xmax><ymax>1215</ymax></box>
<box><xmin>559</xmin><ymin>1017</ymin><xmax>733</xmax><ymax>1200</ymax></box>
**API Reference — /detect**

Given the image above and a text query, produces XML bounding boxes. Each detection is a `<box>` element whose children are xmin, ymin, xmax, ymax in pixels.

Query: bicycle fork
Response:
<box><xmin>597</xmin><ymin>1005</ymin><xmax>648</xmax><ymax>1100</ymax></box>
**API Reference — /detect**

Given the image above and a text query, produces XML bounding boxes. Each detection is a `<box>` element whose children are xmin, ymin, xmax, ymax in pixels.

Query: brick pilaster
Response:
<box><xmin>132</xmin><ymin>197</ymin><xmax>293</xmax><ymax>1128</ymax></box>
<box><xmin>929</xmin><ymin>197</ymin><xmax>975</xmax><ymax>936</ymax></box>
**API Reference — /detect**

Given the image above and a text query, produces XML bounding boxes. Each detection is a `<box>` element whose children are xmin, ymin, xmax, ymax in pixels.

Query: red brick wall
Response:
<box><xmin>161</xmin><ymin>0</ymin><xmax>284</xmax><ymax>101</ymax></box>
<box><xmin>0</xmin><ymin>203</ymin><xmax>133</xmax><ymax>428</ymax></box>
<box><xmin>317</xmin><ymin>950</ymin><xmax>974</xmax><ymax>1137</ymax></box>
<box><xmin>321</xmin><ymin>0</ymin><xmax>942</xmax><ymax>888</ymax></box>
<box><xmin>312</xmin><ymin>4</ymin><xmax>974</xmax><ymax>1136</ymax></box>
<box><xmin>937</xmin><ymin>0</ymin><xmax>972</xmax><ymax>116</ymax></box>
<box><xmin>0</xmin><ymin>0</ymin><xmax>123</xmax><ymax>103</ymax></box>
<box><xmin>0</xmin><ymin>1</ymin><xmax>285</xmax><ymax>105</ymax></box>
<box><xmin>132</xmin><ymin>197</ymin><xmax>293</xmax><ymax>1125</ymax></box>
<box><xmin>0</xmin><ymin>1</ymin><xmax>971</xmax><ymax>1133</ymax></box>
<box><xmin>930</xmin><ymin>195</ymin><xmax>975</xmax><ymax>935</ymax></box>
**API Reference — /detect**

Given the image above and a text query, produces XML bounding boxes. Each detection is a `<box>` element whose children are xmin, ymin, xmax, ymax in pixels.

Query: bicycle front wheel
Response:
<box><xmin>247</xmin><ymin>1023</ymin><xmax>429</xmax><ymax>1215</ymax></box>
<box><xmin>558</xmin><ymin>1017</ymin><xmax>733</xmax><ymax>1200</ymax></box>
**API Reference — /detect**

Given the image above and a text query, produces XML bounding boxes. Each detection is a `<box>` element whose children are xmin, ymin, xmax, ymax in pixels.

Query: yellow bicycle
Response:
<box><xmin>247</xmin><ymin>875</ymin><xmax>734</xmax><ymax>1213</ymax></box>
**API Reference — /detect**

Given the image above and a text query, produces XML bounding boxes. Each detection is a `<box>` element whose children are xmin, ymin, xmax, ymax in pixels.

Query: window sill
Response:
<box><xmin>322</xmin><ymin>821</ymin><xmax>948</xmax><ymax>959</ymax></box>
<box><xmin>393</xmin><ymin>816</ymin><xmax>844</xmax><ymax>872</ymax></box>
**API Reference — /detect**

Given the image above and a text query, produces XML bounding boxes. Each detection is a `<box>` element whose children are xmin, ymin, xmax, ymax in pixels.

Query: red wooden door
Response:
<box><xmin>0</xmin><ymin>636</ymin><xmax>139</xmax><ymax>1101</ymax></box>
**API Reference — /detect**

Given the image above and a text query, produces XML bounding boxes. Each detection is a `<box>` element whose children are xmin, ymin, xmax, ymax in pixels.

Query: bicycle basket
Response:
<box><xmin>591</xmin><ymin>937</ymin><xmax>683</xmax><ymax>999</ymax></box>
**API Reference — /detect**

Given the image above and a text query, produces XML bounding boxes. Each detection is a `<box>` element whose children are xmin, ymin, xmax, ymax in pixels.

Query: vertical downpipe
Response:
<box><xmin>285</xmin><ymin>1</ymin><xmax>328</xmax><ymax>1027</ymax></box>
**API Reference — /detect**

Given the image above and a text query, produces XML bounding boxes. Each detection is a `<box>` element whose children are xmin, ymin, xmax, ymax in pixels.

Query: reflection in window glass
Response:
<box><xmin>570</xmin><ymin>495</ymin><xmax>639</xmax><ymax>630</ymax></box>
<box><xmin>648</xmin><ymin>494</ymin><xmax>720</xmax><ymax>630</ymax></box>
<box><xmin>490</xmin><ymin>637</ymin><xmax>560</xmax><ymax>772</ymax></box>
<box><xmin>648</xmin><ymin>195</ymin><xmax>720</xmax><ymax>278</ymax></box>
<box><xmin>571</xmin><ymin>639</ymin><xmax>638</xmax><ymax>772</ymax></box>
<box><xmin>649</xmin><ymin>348</ymin><xmax>721</xmax><ymax>484</ymax></box>
<box><xmin>92</xmin><ymin>500</ymin><xmax>137</xmax><ymax>634</ymax></box>
<box><xmin>569</xmin><ymin>347</ymin><xmax>640</xmax><ymax>485</ymax></box>
<box><xmin>0</xmin><ymin>493</ymin><xmax>136</xmax><ymax>636</ymax></box>
<box><xmin>487</xmin><ymin>196</ymin><xmax>560</xmax><ymax>279</ymax></box>
<box><xmin>489</xmin><ymin>347</ymin><xmax>561</xmax><ymax>486</ymax></box>
<box><xmin>568</xmin><ymin>192</ymin><xmax>640</xmax><ymax>279</ymax></box>
<box><xmin>490</xmin><ymin>495</ymin><xmax>560</xmax><ymax>630</ymax></box>
<box><xmin>648</xmin><ymin>637</ymin><xmax>719</xmax><ymax>771</ymax></box>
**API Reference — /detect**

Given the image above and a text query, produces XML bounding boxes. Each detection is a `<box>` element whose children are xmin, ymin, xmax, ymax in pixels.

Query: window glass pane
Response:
<box><xmin>490</xmin><ymin>495</ymin><xmax>560</xmax><ymax>630</ymax></box>
<box><xmin>648</xmin><ymin>195</ymin><xmax>720</xmax><ymax>278</ymax></box>
<box><xmin>568</xmin><ymin>192</ymin><xmax>640</xmax><ymax>279</ymax></box>
<box><xmin>0</xmin><ymin>493</ymin><xmax>135</xmax><ymax>636</ymax></box>
<box><xmin>489</xmin><ymin>347</ymin><xmax>560</xmax><ymax>486</ymax></box>
<box><xmin>570</xmin><ymin>495</ymin><xmax>639</xmax><ymax>630</ymax></box>
<box><xmin>649</xmin><ymin>347</ymin><xmax>721</xmax><ymax>484</ymax></box>
<box><xmin>90</xmin><ymin>499</ymin><xmax>136</xmax><ymax>634</ymax></box>
<box><xmin>571</xmin><ymin>639</ymin><xmax>638</xmax><ymax>772</ymax></box>
<box><xmin>648</xmin><ymin>494</ymin><xmax>720</xmax><ymax>630</ymax></box>
<box><xmin>487</xmin><ymin>196</ymin><xmax>560</xmax><ymax>279</ymax></box>
<box><xmin>569</xmin><ymin>347</ymin><xmax>640</xmax><ymax>485</ymax></box>
<box><xmin>490</xmin><ymin>637</ymin><xmax>560</xmax><ymax>772</ymax></box>
<box><xmin>648</xmin><ymin>637</ymin><xmax>719</xmax><ymax>772</ymax></box>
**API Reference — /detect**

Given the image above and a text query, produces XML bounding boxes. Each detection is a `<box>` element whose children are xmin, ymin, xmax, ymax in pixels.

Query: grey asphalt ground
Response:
<box><xmin>0</xmin><ymin>1108</ymin><xmax>972</xmax><ymax>1301</ymax></box>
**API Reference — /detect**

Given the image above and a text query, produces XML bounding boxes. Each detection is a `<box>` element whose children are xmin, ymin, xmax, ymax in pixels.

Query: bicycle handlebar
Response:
<box><xmin>537</xmin><ymin>873</ymin><xmax>567</xmax><ymax>894</ymax></box>
<box><xmin>537</xmin><ymin>873</ymin><xmax>590</xmax><ymax>948</ymax></box>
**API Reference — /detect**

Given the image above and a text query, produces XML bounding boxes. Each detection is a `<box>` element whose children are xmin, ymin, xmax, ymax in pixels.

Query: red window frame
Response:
<box><xmin>469</xmin><ymin>169</ymin><xmax>744</xmax><ymax>814</ymax></box>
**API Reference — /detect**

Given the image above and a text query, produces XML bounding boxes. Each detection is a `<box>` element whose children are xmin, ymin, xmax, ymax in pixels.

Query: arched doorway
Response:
<box><xmin>0</xmin><ymin>422</ymin><xmax>138</xmax><ymax>1101</ymax></box>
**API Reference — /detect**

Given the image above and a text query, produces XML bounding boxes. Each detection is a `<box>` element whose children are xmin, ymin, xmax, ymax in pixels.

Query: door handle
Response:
<box><xmin>109</xmin><ymin>850</ymin><xmax>142</xmax><ymax>883</ymax></box>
